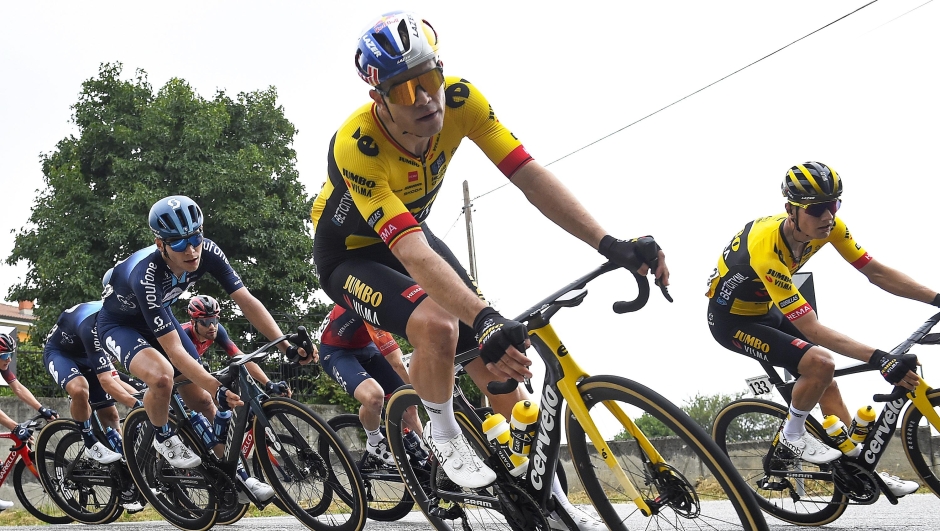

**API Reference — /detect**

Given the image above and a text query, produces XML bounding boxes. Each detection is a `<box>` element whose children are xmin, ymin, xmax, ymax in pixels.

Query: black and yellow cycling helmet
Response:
<box><xmin>782</xmin><ymin>162</ymin><xmax>842</xmax><ymax>203</ymax></box>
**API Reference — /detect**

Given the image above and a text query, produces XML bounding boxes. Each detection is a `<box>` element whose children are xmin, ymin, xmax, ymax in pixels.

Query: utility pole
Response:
<box><xmin>462</xmin><ymin>180</ymin><xmax>479</xmax><ymax>283</ymax></box>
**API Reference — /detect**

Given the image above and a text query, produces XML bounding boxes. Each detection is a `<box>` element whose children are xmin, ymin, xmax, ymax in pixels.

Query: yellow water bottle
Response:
<box><xmin>822</xmin><ymin>415</ymin><xmax>860</xmax><ymax>457</ymax></box>
<box><xmin>509</xmin><ymin>400</ymin><xmax>539</xmax><ymax>457</ymax></box>
<box><xmin>849</xmin><ymin>405</ymin><xmax>876</xmax><ymax>445</ymax></box>
<box><xmin>482</xmin><ymin>413</ymin><xmax>528</xmax><ymax>477</ymax></box>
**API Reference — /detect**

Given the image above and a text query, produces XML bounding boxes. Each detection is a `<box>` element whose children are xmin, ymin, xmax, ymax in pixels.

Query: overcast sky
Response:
<box><xmin>2</xmin><ymin>1</ymin><xmax>938</xmax><ymax>431</ymax></box>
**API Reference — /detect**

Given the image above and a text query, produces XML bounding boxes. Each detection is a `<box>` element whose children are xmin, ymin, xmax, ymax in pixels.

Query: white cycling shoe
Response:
<box><xmin>777</xmin><ymin>430</ymin><xmax>841</xmax><ymax>465</ymax></box>
<box><xmin>0</xmin><ymin>498</ymin><xmax>13</xmax><ymax>511</ymax></box>
<box><xmin>423</xmin><ymin>421</ymin><xmax>496</xmax><ymax>489</ymax></box>
<box><xmin>152</xmin><ymin>435</ymin><xmax>202</xmax><ymax>468</ymax></box>
<box><xmin>549</xmin><ymin>503</ymin><xmax>605</xmax><ymax>530</ymax></box>
<box><xmin>879</xmin><ymin>472</ymin><xmax>919</xmax><ymax>496</ymax></box>
<box><xmin>237</xmin><ymin>476</ymin><xmax>276</xmax><ymax>503</ymax></box>
<box><xmin>366</xmin><ymin>437</ymin><xmax>396</xmax><ymax>467</ymax></box>
<box><xmin>84</xmin><ymin>441</ymin><xmax>123</xmax><ymax>464</ymax></box>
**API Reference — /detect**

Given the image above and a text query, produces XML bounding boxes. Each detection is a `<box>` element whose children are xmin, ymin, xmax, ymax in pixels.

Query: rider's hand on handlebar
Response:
<box><xmin>473</xmin><ymin>307</ymin><xmax>532</xmax><ymax>382</ymax></box>
<box><xmin>13</xmin><ymin>422</ymin><xmax>32</xmax><ymax>443</ymax></box>
<box><xmin>869</xmin><ymin>349</ymin><xmax>919</xmax><ymax>389</ymax></box>
<box><xmin>598</xmin><ymin>235</ymin><xmax>670</xmax><ymax>287</ymax></box>
<box><xmin>215</xmin><ymin>385</ymin><xmax>244</xmax><ymax>411</ymax></box>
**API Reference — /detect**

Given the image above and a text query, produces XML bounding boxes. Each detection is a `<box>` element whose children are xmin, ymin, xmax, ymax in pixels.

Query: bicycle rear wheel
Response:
<box><xmin>386</xmin><ymin>386</ymin><xmax>541</xmax><ymax>531</ymax></box>
<box><xmin>122</xmin><ymin>407</ymin><xmax>218</xmax><ymax>531</ymax></box>
<box><xmin>253</xmin><ymin>397</ymin><xmax>366</xmax><ymax>531</ymax></box>
<box><xmin>567</xmin><ymin>376</ymin><xmax>768</xmax><ymax>531</ymax></box>
<box><xmin>712</xmin><ymin>398</ymin><xmax>847</xmax><ymax>525</ymax></box>
<box><xmin>34</xmin><ymin>419</ymin><xmax>121</xmax><ymax>524</ymax></box>
<box><xmin>13</xmin><ymin>456</ymin><xmax>73</xmax><ymax>524</ymax></box>
<box><xmin>328</xmin><ymin>413</ymin><xmax>414</xmax><ymax>521</ymax></box>
<box><xmin>901</xmin><ymin>387</ymin><xmax>940</xmax><ymax>495</ymax></box>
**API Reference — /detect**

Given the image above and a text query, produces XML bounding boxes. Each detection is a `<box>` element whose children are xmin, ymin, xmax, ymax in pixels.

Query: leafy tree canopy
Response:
<box><xmin>6</xmin><ymin>62</ymin><xmax>325</xmax><ymax>344</ymax></box>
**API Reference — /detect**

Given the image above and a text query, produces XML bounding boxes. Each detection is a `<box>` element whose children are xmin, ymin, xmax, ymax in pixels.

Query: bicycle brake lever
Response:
<box><xmin>524</xmin><ymin>377</ymin><xmax>534</xmax><ymax>395</ymax></box>
<box><xmin>656</xmin><ymin>278</ymin><xmax>673</xmax><ymax>303</ymax></box>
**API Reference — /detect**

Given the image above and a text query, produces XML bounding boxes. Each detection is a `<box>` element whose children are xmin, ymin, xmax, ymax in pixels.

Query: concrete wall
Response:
<box><xmin>0</xmin><ymin>395</ymin><xmax>928</xmax><ymax>507</ymax></box>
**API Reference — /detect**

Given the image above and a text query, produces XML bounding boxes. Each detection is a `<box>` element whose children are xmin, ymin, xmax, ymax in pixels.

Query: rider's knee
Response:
<box><xmin>802</xmin><ymin>348</ymin><xmax>836</xmax><ymax>379</ymax></box>
<box><xmin>188</xmin><ymin>390</ymin><xmax>214</xmax><ymax>415</ymax></box>
<box><xmin>408</xmin><ymin>312</ymin><xmax>459</xmax><ymax>354</ymax></box>
<box><xmin>67</xmin><ymin>382</ymin><xmax>91</xmax><ymax>403</ymax></box>
<box><xmin>152</xmin><ymin>373</ymin><xmax>173</xmax><ymax>391</ymax></box>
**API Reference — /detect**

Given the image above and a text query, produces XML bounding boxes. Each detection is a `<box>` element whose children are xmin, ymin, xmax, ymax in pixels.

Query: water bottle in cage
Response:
<box><xmin>190</xmin><ymin>411</ymin><xmax>218</xmax><ymax>449</ymax></box>
<box><xmin>105</xmin><ymin>427</ymin><xmax>124</xmax><ymax>455</ymax></box>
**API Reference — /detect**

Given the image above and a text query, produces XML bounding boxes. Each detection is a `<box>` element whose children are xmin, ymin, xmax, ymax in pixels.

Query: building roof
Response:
<box><xmin>0</xmin><ymin>302</ymin><xmax>36</xmax><ymax>323</ymax></box>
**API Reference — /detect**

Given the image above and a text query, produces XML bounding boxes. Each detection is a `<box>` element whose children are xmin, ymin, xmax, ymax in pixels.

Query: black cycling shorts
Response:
<box><xmin>316</xmin><ymin>224</ymin><xmax>482</xmax><ymax>355</ymax></box>
<box><xmin>707</xmin><ymin>301</ymin><xmax>814</xmax><ymax>377</ymax></box>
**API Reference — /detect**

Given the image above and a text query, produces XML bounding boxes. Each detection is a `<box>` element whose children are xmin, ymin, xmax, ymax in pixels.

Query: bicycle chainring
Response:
<box><xmin>202</xmin><ymin>463</ymin><xmax>239</xmax><ymax>507</ymax></box>
<box><xmin>493</xmin><ymin>479</ymin><xmax>550</xmax><ymax>531</ymax></box>
<box><xmin>831</xmin><ymin>460</ymin><xmax>878</xmax><ymax>504</ymax></box>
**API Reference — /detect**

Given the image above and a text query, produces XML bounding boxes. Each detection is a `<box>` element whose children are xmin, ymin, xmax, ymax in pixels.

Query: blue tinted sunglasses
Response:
<box><xmin>164</xmin><ymin>230</ymin><xmax>204</xmax><ymax>252</ymax></box>
<box><xmin>0</xmin><ymin>352</ymin><xmax>12</xmax><ymax>361</ymax></box>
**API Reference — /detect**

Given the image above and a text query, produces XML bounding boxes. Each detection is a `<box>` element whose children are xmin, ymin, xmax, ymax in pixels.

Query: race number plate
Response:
<box><xmin>745</xmin><ymin>375</ymin><xmax>773</xmax><ymax>397</ymax></box>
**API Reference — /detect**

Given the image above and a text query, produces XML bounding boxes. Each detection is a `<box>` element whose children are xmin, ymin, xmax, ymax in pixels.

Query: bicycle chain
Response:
<box><xmin>493</xmin><ymin>478</ymin><xmax>550</xmax><ymax>531</ymax></box>
<box><xmin>201</xmin><ymin>462</ymin><xmax>239</xmax><ymax>507</ymax></box>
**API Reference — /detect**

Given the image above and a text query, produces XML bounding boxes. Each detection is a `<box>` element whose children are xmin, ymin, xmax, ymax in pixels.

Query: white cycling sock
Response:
<box><xmin>783</xmin><ymin>406</ymin><xmax>811</xmax><ymax>441</ymax></box>
<box><xmin>421</xmin><ymin>398</ymin><xmax>461</xmax><ymax>441</ymax></box>
<box><xmin>365</xmin><ymin>426</ymin><xmax>384</xmax><ymax>446</ymax></box>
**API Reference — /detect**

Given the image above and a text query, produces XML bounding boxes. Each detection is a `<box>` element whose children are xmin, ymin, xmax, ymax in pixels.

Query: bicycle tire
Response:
<box><xmin>328</xmin><ymin>413</ymin><xmax>414</xmax><ymax>521</ymax></box>
<box><xmin>253</xmin><ymin>397</ymin><xmax>366</xmax><ymax>531</ymax></box>
<box><xmin>12</xmin><ymin>455</ymin><xmax>73</xmax><ymax>524</ymax></box>
<box><xmin>712</xmin><ymin>398</ymin><xmax>846</xmax><ymax>525</ymax></box>
<box><xmin>901</xmin><ymin>387</ymin><xmax>940</xmax><ymax>496</ymax></box>
<box><xmin>565</xmin><ymin>376</ymin><xmax>768</xmax><ymax>531</ymax></box>
<box><xmin>34</xmin><ymin>419</ymin><xmax>121</xmax><ymax>524</ymax></box>
<box><xmin>387</xmin><ymin>386</ymin><xmax>534</xmax><ymax>531</ymax></box>
<box><xmin>122</xmin><ymin>407</ymin><xmax>218</xmax><ymax>531</ymax></box>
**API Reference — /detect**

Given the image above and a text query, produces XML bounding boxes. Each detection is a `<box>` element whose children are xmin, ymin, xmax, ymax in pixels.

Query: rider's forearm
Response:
<box><xmin>157</xmin><ymin>335</ymin><xmax>223</xmax><ymax>393</ymax></box>
<box><xmin>799</xmin><ymin>318</ymin><xmax>877</xmax><ymax>363</ymax></box>
<box><xmin>231</xmin><ymin>288</ymin><xmax>290</xmax><ymax>351</ymax></box>
<box><xmin>864</xmin><ymin>259</ymin><xmax>937</xmax><ymax>304</ymax></box>
<box><xmin>393</xmin><ymin>233</ymin><xmax>487</xmax><ymax>325</ymax></box>
<box><xmin>10</xmin><ymin>381</ymin><xmax>42</xmax><ymax>410</ymax></box>
<box><xmin>511</xmin><ymin>162</ymin><xmax>607</xmax><ymax>248</ymax></box>
<box><xmin>99</xmin><ymin>374</ymin><xmax>141</xmax><ymax>409</ymax></box>
<box><xmin>246</xmin><ymin>361</ymin><xmax>269</xmax><ymax>384</ymax></box>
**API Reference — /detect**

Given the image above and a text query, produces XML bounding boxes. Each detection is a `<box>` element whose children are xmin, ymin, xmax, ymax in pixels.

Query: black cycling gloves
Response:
<box><xmin>265</xmin><ymin>380</ymin><xmax>290</xmax><ymax>397</ymax></box>
<box><xmin>38</xmin><ymin>406</ymin><xmax>57</xmax><ymax>419</ymax></box>
<box><xmin>473</xmin><ymin>307</ymin><xmax>528</xmax><ymax>365</ymax></box>
<box><xmin>869</xmin><ymin>349</ymin><xmax>918</xmax><ymax>385</ymax></box>
<box><xmin>932</xmin><ymin>293</ymin><xmax>940</xmax><ymax>307</ymax></box>
<box><xmin>215</xmin><ymin>385</ymin><xmax>233</xmax><ymax>412</ymax></box>
<box><xmin>598</xmin><ymin>235</ymin><xmax>661</xmax><ymax>273</ymax></box>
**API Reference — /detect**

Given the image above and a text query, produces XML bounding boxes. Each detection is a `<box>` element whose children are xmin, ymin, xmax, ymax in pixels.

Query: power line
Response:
<box><xmin>471</xmin><ymin>0</ymin><xmax>881</xmax><ymax>203</ymax></box>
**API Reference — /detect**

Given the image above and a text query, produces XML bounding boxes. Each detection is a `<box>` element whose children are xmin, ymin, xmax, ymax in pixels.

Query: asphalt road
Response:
<box><xmin>0</xmin><ymin>495</ymin><xmax>936</xmax><ymax>530</ymax></box>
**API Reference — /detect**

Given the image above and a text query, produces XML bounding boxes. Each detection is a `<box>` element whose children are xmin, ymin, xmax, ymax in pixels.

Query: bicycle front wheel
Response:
<box><xmin>328</xmin><ymin>413</ymin><xmax>414</xmax><ymax>521</ymax></box>
<box><xmin>567</xmin><ymin>376</ymin><xmax>767</xmax><ymax>531</ymax></box>
<box><xmin>253</xmin><ymin>397</ymin><xmax>366</xmax><ymax>531</ymax></box>
<box><xmin>34</xmin><ymin>418</ymin><xmax>121</xmax><ymax>524</ymax></box>
<box><xmin>902</xmin><ymin>387</ymin><xmax>940</xmax><ymax>496</ymax></box>
<box><xmin>122</xmin><ymin>407</ymin><xmax>218</xmax><ymax>531</ymax></box>
<box><xmin>712</xmin><ymin>398</ymin><xmax>847</xmax><ymax>525</ymax></box>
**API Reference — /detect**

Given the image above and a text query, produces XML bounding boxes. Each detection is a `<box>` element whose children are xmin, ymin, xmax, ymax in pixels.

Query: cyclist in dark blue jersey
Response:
<box><xmin>98</xmin><ymin>195</ymin><xmax>315</xmax><ymax>469</ymax></box>
<box><xmin>44</xmin><ymin>301</ymin><xmax>142</xmax><ymax>465</ymax></box>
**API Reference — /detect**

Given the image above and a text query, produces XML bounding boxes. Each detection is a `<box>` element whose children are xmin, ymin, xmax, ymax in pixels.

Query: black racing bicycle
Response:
<box><xmin>712</xmin><ymin>311</ymin><xmax>940</xmax><ymax>525</ymax></box>
<box><xmin>385</xmin><ymin>259</ymin><xmax>768</xmax><ymax>531</ymax></box>
<box><xmin>121</xmin><ymin>327</ymin><xmax>366</xmax><ymax>531</ymax></box>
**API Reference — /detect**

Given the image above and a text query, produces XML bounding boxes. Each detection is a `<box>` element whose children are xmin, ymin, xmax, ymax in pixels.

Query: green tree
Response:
<box><xmin>6</xmin><ymin>61</ymin><xmax>321</xmax><ymax>338</ymax></box>
<box><xmin>5</xmin><ymin>62</ymin><xmax>325</xmax><ymax>389</ymax></box>
<box><xmin>616</xmin><ymin>391</ymin><xmax>762</xmax><ymax>441</ymax></box>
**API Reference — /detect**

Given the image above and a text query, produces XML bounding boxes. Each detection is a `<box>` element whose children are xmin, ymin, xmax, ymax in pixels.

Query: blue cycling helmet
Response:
<box><xmin>148</xmin><ymin>195</ymin><xmax>203</xmax><ymax>239</ymax></box>
<box><xmin>355</xmin><ymin>11</ymin><xmax>440</xmax><ymax>87</ymax></box>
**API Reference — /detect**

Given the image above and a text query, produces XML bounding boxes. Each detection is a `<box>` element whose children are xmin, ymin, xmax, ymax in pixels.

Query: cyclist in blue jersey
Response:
<box><xmin>0</xmin><ymin>332</ymin><xmax>60</xmax><ymax>510</ymax></box>
<box><xmin>44</xmin><ymin>301</ymin><xmax>142</xmax><ymax>465</ymax></box>
<box><xmin>98</xmin><ymin>195</ymin><xmax>315</xmax><ymax>470</ymax></box>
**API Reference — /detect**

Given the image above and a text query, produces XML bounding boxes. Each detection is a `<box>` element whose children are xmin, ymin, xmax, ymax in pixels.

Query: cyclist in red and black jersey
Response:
<box><xmin>311</xmin><ymin>11</ymin><xmax>667</xmax><ymax>502</ymax></box>
<box><xmin>706</xmin><ymin>162</ymin><xmax>939</xmax><ymax>483</ymax></box>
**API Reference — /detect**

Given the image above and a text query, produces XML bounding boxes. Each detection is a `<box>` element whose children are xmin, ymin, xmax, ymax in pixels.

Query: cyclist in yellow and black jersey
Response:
<box><xmin>311</xmin><ymin>13</ymin><xmax>667</xmax><ymax>519</ymax></box>
<box><xmin>706</xmin><ymin>162</ymin><xmax>939</xmax><ymax>470</ymax></box>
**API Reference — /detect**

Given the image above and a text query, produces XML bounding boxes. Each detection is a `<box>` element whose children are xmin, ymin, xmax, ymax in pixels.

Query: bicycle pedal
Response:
<box><xmin>756</xmin><ymin>476</ymin><xmax>791</xmax><ymax>492</ymax></box>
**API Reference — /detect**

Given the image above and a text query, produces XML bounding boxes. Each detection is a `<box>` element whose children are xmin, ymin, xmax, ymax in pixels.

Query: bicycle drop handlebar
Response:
<box><xmin>871</xmin><ymin>311</ymin><xmax>940</xmax><ymax>403</ymax></box>
<box><xmin>486</xmin><ymin>260</ymin><xmax>670</xmax><ymax>395</ymax></box>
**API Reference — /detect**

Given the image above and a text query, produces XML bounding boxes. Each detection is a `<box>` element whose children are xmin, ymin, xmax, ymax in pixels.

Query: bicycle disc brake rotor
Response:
<box><xmin>647</xmin><ymin>463</ymin><xmax>700</xmax><ymax>518</ymax></box>
<box><xmin>832</xmin><ymin>461</ymin><xmax>878</xmax><ymax>504</ymax></box>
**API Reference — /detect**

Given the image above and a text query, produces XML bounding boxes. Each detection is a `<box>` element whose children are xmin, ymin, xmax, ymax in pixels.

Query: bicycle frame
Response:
<box><xmin>752</xmin><ymin>311</ymin><xmax>940</xmax><ymax>488</ymax></box>
<box><xmin>440</xmin><ymin>262</ymin><xmax>660</xmax><ymax>516</ymax></box>
<box><xmin>0</xmin><ymin>416</ymin><xmax>43</xmax><ymax>484</ymax></box>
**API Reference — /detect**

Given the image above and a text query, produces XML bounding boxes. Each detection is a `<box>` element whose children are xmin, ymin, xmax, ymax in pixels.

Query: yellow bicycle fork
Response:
<box><xmin>531</xmin><ymin>323</ymin><xmax>660</xmax><ymax>517</ymax></box>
